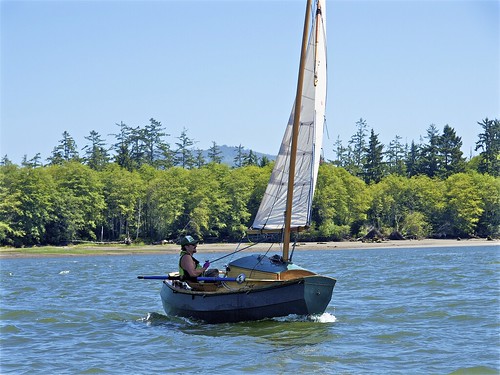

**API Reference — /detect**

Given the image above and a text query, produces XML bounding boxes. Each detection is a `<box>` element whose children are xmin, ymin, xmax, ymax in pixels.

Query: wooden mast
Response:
<box><xmin>283</xmin><ymin>0</ymin><xmax>313</xmax><ymax>262</ymax></box>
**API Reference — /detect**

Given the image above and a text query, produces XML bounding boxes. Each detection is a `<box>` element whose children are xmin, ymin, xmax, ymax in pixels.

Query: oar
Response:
<box><xmin>137</xmin><ymin>274</ymin><xmax>246</xmax><ymax>283</ymax></box>
<box><xmin>137</xmin><ymin>275</ymin><xmax>179</xmax><ymax>280</ymax></box>
<box><xmin>137</xmin><ymin>274</ymin><xmax>285</xmax><ymax>284</ymax></box>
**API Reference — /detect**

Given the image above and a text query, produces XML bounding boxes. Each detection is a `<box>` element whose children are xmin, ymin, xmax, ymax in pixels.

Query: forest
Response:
<box><xmin>0</xmin><ymin>117</ymin><xmax>498</xmax><ymax>247</ymax></box>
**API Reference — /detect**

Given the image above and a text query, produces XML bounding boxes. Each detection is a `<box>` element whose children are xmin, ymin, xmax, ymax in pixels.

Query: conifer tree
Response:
<box><xmin>47</xmin><ymin>131</ymin><xmax>80</xmax><ymax>165</ymax></box>
<box><xmin>347</xmin><ymin>118</ymin><xmax>368</xmax><ymax>177</ymax></box>
<box><xmin>416</xmin><ymin>124</ymin><xmax>441</xmax><ymax>177</ymax></box>
<box><xmin>143</xmin><ymin>118</ymin><xmax>169</xmax><ymax>167</ymax></box>
<box><xmin>128</xmin><ymin>126</ymin><xmax>145</xmax><ymax>169</ymax></box>
<box><xmin>207</xmin><ymin>141</ymin><xmax>223</xmax><ymax>164</ymax></box>
<box><xmin>363</xmin><ymin>129</ymin><xmax>385</xmax><ymax>183</ymax></box>
<box><xmin>194</xmin><ymin>149</ymin><xmax>206</xmax><ymax>168</ymax></box>
<box><xmin>406</xmin><ymin>141</ymin><xmax>420</xmax><ymax>177</ymax></box>
<box><xmin>475</xmin><ymin>118</ymin><xmax>500</xmax><ymax>177</ymax></box>
<box><xmin>386</xmin><ymin>135</ymin><xmax>406</xmax><ymax>176</ymax></box>
<box><xmin>233</xmin><ymin>144</ymin><xmax>245</xmax><ymax>168</ymax></box>
<box><xmin>83</xmin><ymin>130</ymin><xmax>109</xmax><ymax>170</ymax></box>
<box><xmin>175</xmin><ymin>128</ymin><xmax>196</xmax><ymax>169</ymax></box>
<box><xmin>332</xmin><ymin>136</ymin><xmax>349</xmax><ymax>168</ymax></box>
<box><xmin>111</xmin><ymin>122</ymin><xmax>133</xmax><ymax>171</ymax></box>
<box><xmin>242</xmin><ymin>150</ymin><xmax>259</xmax><ymax>166</ymax></box>
<box><xmin>438</xmin><ymin>124</ymin><xmax>465</xmax><ymax>178</ymax></box>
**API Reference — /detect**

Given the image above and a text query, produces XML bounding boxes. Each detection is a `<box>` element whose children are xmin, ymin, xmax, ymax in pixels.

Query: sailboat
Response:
<box><xmin>146</xmin><ymin>0</ymin><xmax>335</xmax><ymax>324</ymax></box>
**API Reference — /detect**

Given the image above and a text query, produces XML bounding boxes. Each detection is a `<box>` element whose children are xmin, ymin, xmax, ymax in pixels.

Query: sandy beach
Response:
<box><xmin>0</xmin><ymin>238</ymin><xmax>497</xmax><ymax>259</ymax></box>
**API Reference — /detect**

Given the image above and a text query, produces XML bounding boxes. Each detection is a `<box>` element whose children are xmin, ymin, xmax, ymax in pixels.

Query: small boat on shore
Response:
<box><xmin>140</xmin><ymin>0</ymin><xmax>335</xmax><ymax>324</ymax></box>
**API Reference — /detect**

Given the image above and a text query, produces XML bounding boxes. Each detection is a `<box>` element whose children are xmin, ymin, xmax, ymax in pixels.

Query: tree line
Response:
<box><xmin>0</xmin><ymin>117</ymin><xmax>498</xmax><ymax>247</ymax></box>
<box><xmin>12</xmin><ymin>119</ymin><xmax>272</xmax><ymax>171</ymax></box>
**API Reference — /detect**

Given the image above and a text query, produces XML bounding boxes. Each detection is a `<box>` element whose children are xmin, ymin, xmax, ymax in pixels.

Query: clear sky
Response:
<box><xmin>1</xmin><ymin>0</ymin><xmax>499</xmax><ymax>164</ymax></box>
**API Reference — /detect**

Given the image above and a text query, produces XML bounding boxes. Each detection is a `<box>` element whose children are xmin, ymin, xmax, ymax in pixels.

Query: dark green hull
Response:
<box><xmin>160</xmin><ymin>274</ymin><xmax>336</xmax><ymax>324</ymax></box>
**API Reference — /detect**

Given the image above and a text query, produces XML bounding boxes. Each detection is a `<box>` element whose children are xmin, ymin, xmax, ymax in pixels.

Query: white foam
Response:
<box><xmin>310</xmin><ymin>312</ymin><xmax>337</xmax><ymax>323</ymax></box>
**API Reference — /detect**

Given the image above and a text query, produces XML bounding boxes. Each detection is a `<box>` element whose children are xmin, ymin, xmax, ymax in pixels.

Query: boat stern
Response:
<box><xmin>302</xmin><ymin>275</ymin><xmax>336</xmax><ymax>315</ymax></box>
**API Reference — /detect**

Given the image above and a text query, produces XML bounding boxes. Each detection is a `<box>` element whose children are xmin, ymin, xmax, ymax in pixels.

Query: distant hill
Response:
<box><xmin>200</xmin><ymin>145</ymin><xmax>276</xmax><ymax>167</ymax></box>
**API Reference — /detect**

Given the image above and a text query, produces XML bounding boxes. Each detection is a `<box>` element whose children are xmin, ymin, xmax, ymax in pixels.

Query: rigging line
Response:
<box><xmin>289</xmin><ymin>234</ymin><xmax>300</xmax><ymax>262</ymax></box>
<box><xmin>209</xmin><ymin>238</ymin><xmax>268</xmax><ymax>263</ymax></box>
<box><xmin>248</xmin><ymin>242</ymin><xmax>277</xmax><ymax>277</ymax></box>
<box><xmin>175</xmin><ymin>219</ymin><xmax>197</xmax><ymax>244</ymax></box>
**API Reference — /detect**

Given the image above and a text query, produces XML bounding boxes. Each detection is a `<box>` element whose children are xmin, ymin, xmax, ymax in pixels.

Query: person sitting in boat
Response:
<box><xmin>179</xmin><ymin>235</ymin><xmax>219</xmax><ymax>281</ymax></box>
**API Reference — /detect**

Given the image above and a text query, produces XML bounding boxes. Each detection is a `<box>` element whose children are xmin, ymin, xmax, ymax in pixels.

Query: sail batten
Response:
<box><xmin>251</xmin><ymin>0</ymin><xmax>327</xmax><ymax>233</ymax></box>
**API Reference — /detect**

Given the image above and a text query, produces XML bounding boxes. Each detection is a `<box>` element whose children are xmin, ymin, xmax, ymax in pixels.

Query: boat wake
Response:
<box><xmin>138</xmin><ymin>312</ymin><xmax>188</xmax><ymax>327</ymax></box>
<box><xmin>140</xmin><ymin>311</ymin><xmax>337</xmax><ymax>326</ymax></box>
<box><xmin>273</xmin><ymin>312</ymin><xmax>337</xmax><ymax>323</ymax></box>
<box><xmin>310</xmin><ymin>312</ymin><xmax>337</xmax><ymax>323</ymax></box>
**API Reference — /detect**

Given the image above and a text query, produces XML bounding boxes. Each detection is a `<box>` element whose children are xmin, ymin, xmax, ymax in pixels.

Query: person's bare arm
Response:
<box><xmin>181</xmin><ymin>255</ymin><xmax>206</xmax><ymax>277</ymax></box>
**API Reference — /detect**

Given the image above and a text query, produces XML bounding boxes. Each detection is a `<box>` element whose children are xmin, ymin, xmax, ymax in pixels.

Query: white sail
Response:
<box><xmin>252</xmin><ymin>0</ymin><xmax>327</xmax><ymax>231</ymax></box>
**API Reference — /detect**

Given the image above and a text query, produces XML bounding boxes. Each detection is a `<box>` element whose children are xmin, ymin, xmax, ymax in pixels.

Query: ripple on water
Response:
<box><xmin>0</xmin><ymin>246</ymin><xmax>498</xmax><ymax>374</ymax></box>
<box><xmin>1</xmin><ymin>324</ymin><xmax>21</xmax><ymax>333</ymax></box>
<box><xmin>449</xmin><ymin>366</ymin><xmax>499</xmax><ymax>374</ymax></box>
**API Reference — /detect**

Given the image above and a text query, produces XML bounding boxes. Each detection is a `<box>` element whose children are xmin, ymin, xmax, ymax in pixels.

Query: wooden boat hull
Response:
<box><xmin>160</xmin><ymin>275</ymin><xmax>336</xmax><ymax>323</ymax></box>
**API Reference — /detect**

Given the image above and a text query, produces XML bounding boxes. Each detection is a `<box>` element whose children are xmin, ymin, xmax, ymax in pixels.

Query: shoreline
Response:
<box><xmin>0</xmin><ymin>238</ymin><xmax>497</xmax><ymax>259</ymax></box>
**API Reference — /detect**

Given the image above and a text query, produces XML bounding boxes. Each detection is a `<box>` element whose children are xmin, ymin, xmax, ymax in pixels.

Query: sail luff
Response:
<box><xmin>283</xmin><ymin>0</ymin><xmax>313</xmax><ymax>261</ymax></box>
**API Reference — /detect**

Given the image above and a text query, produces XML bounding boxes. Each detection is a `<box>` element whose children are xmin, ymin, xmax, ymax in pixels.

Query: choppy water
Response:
<box><xmin>1</xmin><ymin>245</ymin><xmax>499</xmax><ymax>374</ymax></box>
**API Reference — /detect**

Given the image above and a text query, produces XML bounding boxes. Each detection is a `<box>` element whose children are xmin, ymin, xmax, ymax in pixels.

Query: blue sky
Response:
<box><xmin>1</xmin><ymin>0</ymin><xmax>498</xmax><ymax>164</ymax></box>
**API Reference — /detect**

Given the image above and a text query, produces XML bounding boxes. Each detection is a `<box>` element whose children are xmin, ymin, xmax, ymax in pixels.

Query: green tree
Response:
<box><xmin>259</xmin><ymin>155</ymin><xmax>271</xmax><ymax>167</ymax></box>
<box><xmin>438</xmin><ymin>124</ymin><xmax>465</xmax><ymax>178</ymax></box>
<box><xmin>143</xmin><ymin>167</ymin><xmax>190</xmax><ymax>241</ymax></box>
<box><xmin>367</xmin><ymin>175</ymin><xmax>440</xmax><ymax>237</ymax></box>
<box><xmin>386</xmin><ymin>135</ymin><xmax>406</xmax><ymax>176</ymax></box>
<box><xmin>83</xmin><ymin>130</ymin><xmax>110</xmax><ymax>170</ymax></box>
<box><xmin>416</xmin><ymin>124</ymin><xmax>441</xmax><ymax>177</ymax></box>
<box><xmin>405</xmin><ymin>141</ymin><xmax>420</xmax><ymax>177</ymax></box>
<box><xmin>128</xmin><ymin>126</ymin><xmax>145</xmax><ymax>169</ymax></box>
<box><xmin>207</xmin><ymin>141</ymin><xmax>223</xmax><ymax>164</ymax></box>
<box><xmin>242</xmin><ymin>150</ymin><xmax>259</xmax><ymax>166</ymax></box>
<box><xmin>332</xmin><ymin>136</ymin><xmax>349</xmax><ymax>168</ymax></box>
<box><xmin>233</xmin><ymin>144</ymin><xmax>245</xmax><ymax>168</ymax></box>
<box><xmin>0</xmin><ymin>165</ymin><xmax>23</xmax><ymax>245</ymax></box>
<box><xmin>182</xmin><ymin>164</ymin><xmax>231</xmax><ymax>239</ymax></box>
<box><xmin>475</xmin><ymin>118</ymin><xmax>500</xmax><ymax>177</ymax></box>
<box><xmin>407</xmin><ymin>175</ymin><xmax>444</xmax><ymax>228</ymax></box>
<box><xmin>100</xmin><ymin>164</ymin><xmax>145</xmax><ymax>241</ymax></box>
<box><xmin>175</xmin><ymin>128</ymin><xmax>196</xmax><ymax>169</ymax></box>
<box><xmin>363</xmin><ymin>129</ymin><xmax>385</xmax><ymax>184</ymax></box>
<box><xmin>47</xmin><ymin>131</ymin><xmax>80</xmax><ymax>165</ymax></box>
<box><xmin>45</xmin><ymin>162</ymin><xmax>105</xmax><ymax>243</ymax></box>
<box><xmin>221</xmin><ymin>165</ymin><xmax>269</xmax><ymax>239</ymax></box>
<box><xmin>194</xmin><ymin>149</ymin><xmax>206</xmax><ymax>168</ymax></box>
<box><xmin>368</xmin><ymin>175</ymin><xmax>412</xmax><ymax>233</ymax></box>
<box><xmin>400</xmin><ymin>211</ymin><xmax>430</xmax><ymax>239</ymax></box>
<box><xmin>440</xmin><ymin>173</ymin><xmax>484</xmax><ymax>237</ymax></box>
<box><xmin>469</xmin><ymin>172</ymin><xmax>500</xmax><ymax>237</ymax></box>
<box><xmin>247</xmin><ymin>163</ymin><xmax>273</xmax><ymax>223</ymax></box>
<box><xmin>346</xmin><ymin>118</ymin><xmax>368</xmax><ymax>176</ymax></box>
<box><xmin>143</xmin><ymin>118</ymin><xmax>169</xmax><ymax>167</ymax></box>
<box><xmin>1</xmin><ymin>156</ymin><xmax>13</xmax><ymax>166</ymax></box>
<box><xmin>312</xmin><ymin>165</ymin><xmax>369</xmax><ymax>239</ymax></box>
<box><xmin>21</xmin><ymin>153</ymin><xmax>43</xmax><ymax>168</ymax></box>
<box><xmin>0</xmin><ymin>166</ymin><xmax>56</xmax><ymax>246</ymax></box>
<box><xmin>157</xmin><ymin>143</ymin><xmax>176</xmax><ymax>170</ymax></box>
<box><xmin>111</xmin><ymin>121</ymin><xmax>134</xmax><ymax>171</ymax></box>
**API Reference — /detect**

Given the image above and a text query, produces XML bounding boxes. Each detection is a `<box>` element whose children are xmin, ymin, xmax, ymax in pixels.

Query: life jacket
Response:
<box><xmin>179</xmin><ymin>250</ymin><xmax>202</xmax><ymax>281</ymax></box>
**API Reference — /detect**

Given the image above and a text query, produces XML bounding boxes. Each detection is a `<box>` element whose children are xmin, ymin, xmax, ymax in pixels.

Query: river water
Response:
<box><xmin>1</xmin><ymin>245</ymin><xmax>498</xmax><ymax>374</ymax></box>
